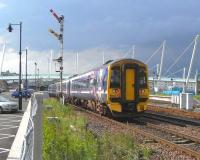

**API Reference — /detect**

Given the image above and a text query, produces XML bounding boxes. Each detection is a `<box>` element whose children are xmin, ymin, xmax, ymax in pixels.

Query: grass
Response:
<box><xmin>42</xmin><ymin>98</ymin><xmax>152</xmax><ymax>160</ymax></box>
<box><xmin>193</xmin><ymin>95</ymin><xmax>200</xmax><ymax>100</ymax></box>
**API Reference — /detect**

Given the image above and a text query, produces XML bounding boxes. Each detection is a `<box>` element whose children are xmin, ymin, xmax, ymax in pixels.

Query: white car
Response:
<box><xmin>0</xmin><ymin>96</ymin><xmax>18</xmax><ymax>113</ymax></box>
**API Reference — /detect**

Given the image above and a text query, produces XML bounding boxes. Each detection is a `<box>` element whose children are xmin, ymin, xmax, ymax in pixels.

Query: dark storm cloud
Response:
<box><xmin>1</xmin><ymin>0</ymin><xmax>199</xmax><ymax>50</ymax></box>
<box><xmin>62</xmin><ymin>0</ymin><xmax>200</xmax><ymax>50</ymax></box>
<box><xmin>1</xmin><ymin>0</ymin><xmax>200</xmax><ymax>75</ymax></box>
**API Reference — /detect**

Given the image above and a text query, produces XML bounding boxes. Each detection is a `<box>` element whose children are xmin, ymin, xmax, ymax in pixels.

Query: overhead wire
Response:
<box><xmin>164</xmin><ymin>39</ymin><xmax>194</xmax><ymax>76</ymax></box>
<box><xmin>148</xmin><ymin>64</ymin><xmax>158</xmax><ymax>71</ymax></box>
<box><xmin>145</xmin><ymin>43</ymin><xmax>162</xmax><ymax>64</ymax></box>
<box><xmin>166</xmin><ymin>67</ymin><xmax>185</xmax><ymax>78</ymax></box>
<box><xmin>123</xmin><ymin>47</ymin><xmax>132</xmax><ymax>58</ymax></box>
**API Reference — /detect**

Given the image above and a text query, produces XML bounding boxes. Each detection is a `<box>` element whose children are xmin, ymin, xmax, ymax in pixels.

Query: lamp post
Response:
<box><xmin>21</xmin><ymin>49</ymin><xmax>28</xmax><ymax>90</ymax></box>
<box><xmin>34</xmin><ymin>62</ymin><xmax>37</xmax><ymax>90</ymax></box>
<box><xmin>22</xmin><ymin>48</ymin><xmax>28</xmax><ymax>91</ymax></box>
<box><xmin>37</xmin><ymin>68</ymin><xmax>40</xmax><ymax>90</ymax></box>
<box><xmin>7</xmin><ymin>22</ymin><xmax>22</xmax><ymax>110</ymax></box>
<box><xmin>25</xmin><ymin>49</ymin><xmax>28</xmax><ymax>91</ymax></box>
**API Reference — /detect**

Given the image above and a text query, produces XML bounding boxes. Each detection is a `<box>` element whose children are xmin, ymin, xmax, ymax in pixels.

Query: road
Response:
<box><xmin>0</xmin><ymin>92</ymin><xmax>29</xmax><ymax>160</ymax></box>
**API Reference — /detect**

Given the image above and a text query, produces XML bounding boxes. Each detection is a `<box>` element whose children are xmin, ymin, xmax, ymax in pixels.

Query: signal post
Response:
<box><xmin>49</xmin><ymin>9</ymin><xmax>64</xmax><ymax>100</ymax></box>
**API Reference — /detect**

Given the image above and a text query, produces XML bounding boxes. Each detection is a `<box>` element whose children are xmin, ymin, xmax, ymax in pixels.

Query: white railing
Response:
<box><xmin>7</xmin><ymin>95</ymin><xmax>39</xmax><ymax>160</ymax></box>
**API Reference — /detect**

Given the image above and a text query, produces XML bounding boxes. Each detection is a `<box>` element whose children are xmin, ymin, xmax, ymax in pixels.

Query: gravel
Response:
<box><xmin>74</xmin><ymin>109</ymin><xmax>198</xmax><ymax>160</ymax></box>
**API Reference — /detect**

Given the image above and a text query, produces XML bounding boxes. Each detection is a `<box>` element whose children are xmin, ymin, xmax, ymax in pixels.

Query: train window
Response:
<box><xmin>90</xmin><ymin>78</ymin><xmax>97</xmax><ymax>86</ymax></box>
<box><xmin>139</xmin><ymin>69</ymin><xmax>147</xmax><ymax>87</ymax></box>
<box><xmin>94</xmin><ymin>79</ymin><xmax>97</xmax><ymax>85</ymax></box>
<box><xmin>102</xmin><ymin>69</ymin><xmax>108</xmax><ymax>90</ymax></box>
<box><xmin>110</xmin><ymin>67</ymin><xmax>120</xmax><ymax>88</ymax></box>
<box><xmin>103</xmin><ymin>75</ymin><xmax>107</xmax><ymax>90</ymax></box>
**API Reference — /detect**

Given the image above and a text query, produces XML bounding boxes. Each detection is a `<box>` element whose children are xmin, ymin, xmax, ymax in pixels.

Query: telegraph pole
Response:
<box><xmin>25</xmin><ymin>49</ymin><xmax>28</xmax><ymax>91</ymax></box>
<box><xmin>37</xmin><ymin>68</ymin><xmax>40</xmax><ymax>90</ymax></box>
<box><xmin>34</xmin><ymin>62</ymin><xmax>37</xmax><ymax>91</ymax></box>
<box><xmin>49</xmin><ymin>9</ymin><xmax>64</xmax><ymax>99</ymax></box>
<box><xmin>0</xmin><ymin>42</ymin><xmax>6</xmax><ymax>76</ymax></box>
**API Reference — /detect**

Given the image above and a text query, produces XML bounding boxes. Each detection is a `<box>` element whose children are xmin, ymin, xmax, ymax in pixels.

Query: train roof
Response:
<box><xmin>103</xmin><ymin>58</ymin><xmax>146</xmax><ymax>66</ymax></box>
<box><xmin>49</xmin><ymin>58</ymin><xmax>147</xmax><ymax>84</ymax></box>
<box><xmin>68</xmin><ymin>58</ymin><xmax>147</xmax><ymax>80</ymax></box>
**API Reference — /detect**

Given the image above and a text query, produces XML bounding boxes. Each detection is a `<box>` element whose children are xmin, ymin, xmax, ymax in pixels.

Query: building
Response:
<box><xmin>148</xmin><ymin>77</ymin><xmax>196</xmax><ymax>94</ymax></box>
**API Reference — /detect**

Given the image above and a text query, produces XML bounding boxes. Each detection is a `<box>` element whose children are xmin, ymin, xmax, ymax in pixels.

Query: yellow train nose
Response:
<box><xmin>137</xmin><ymin>102</ymin><xmax>147</xmax><ymax>112</ymax></box>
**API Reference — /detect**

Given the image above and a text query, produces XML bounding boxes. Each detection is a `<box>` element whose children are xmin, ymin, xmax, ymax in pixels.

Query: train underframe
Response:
<box><xmin>64</xmin><ymin>96</ymin><xmax>146</xmax><ymax>118</ymax></box>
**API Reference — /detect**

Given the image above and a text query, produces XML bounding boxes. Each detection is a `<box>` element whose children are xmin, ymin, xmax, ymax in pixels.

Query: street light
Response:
<box><xmin>37</xmin><ymin>68</ymin><xmax>40</xmax><ymax>90</ymax></box>
<box><xmin>25</xmin><ymin>49</ymin><xmax>28</xmax><ymax>91</ymax></box>
<box><xmin>7</xmin><ymin>22</ymin><xmax>22</xmax><ymax>110</ymax></box>
<box><xmin>22</xmin><ymin>48</ymin><xmax>28</xmax><ymax>91</ymax></box>
<box><xmin>34</xmin><ymin>62</ymin><xmax>37</xmax><ymax>90</ymax></box>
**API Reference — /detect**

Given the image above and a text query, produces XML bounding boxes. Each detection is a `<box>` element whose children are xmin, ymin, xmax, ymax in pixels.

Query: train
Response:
<box><xmin>48</xmin><ymin>58</ymin><xmax>149</xmax><ymax>118</ymax></box>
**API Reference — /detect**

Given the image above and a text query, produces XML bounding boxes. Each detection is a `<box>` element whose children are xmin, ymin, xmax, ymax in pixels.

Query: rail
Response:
<box><xmin>72</xmin><ymin>104</ymin><xmax>200</xmax><ymax>159</ymax></box>
<box><xmin>146</xmin><ymin>122</ymin><xmax>200</xmax><ymax>144</ymax></box>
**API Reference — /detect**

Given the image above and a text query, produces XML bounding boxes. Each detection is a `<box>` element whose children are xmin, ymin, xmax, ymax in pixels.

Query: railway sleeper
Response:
<box><xmin>145</xmin><ymin>114</ymin><xmax>186</xmax><ymax>127</ymax></box>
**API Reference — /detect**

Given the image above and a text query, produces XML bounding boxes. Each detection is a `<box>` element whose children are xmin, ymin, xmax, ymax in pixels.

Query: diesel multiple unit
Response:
<box><xmin>48</xmin><ymin>58</ymin><xmax>149</xmax><ymax>117</ymax></box>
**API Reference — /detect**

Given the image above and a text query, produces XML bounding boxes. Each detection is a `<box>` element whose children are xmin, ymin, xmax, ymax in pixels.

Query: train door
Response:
<box><xmin>122</xmin><ymin>64</ymin><xmax>138</xmax><ymax>102</ymax></box>
<box><xmin>125</xmin><ymin>68</ymin><xmax>135</xmax><ymax>101</ymax></box>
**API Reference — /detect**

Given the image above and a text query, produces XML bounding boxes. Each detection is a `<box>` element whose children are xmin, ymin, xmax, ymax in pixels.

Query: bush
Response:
<box><xmin>43</xmin><ymin>98</ymin><xmax>151</xmax><ymax>160</ymax></box>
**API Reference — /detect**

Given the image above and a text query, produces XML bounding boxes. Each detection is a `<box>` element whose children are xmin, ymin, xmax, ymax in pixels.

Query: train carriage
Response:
<box><xmin>48</xmin><ymin>58</ymin><xmax>149</xmax><ymax>118</ymax></box>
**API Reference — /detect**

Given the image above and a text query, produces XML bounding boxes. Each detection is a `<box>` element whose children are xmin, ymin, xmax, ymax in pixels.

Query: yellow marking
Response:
<box><xmin>110</xmin><ymin>89</ymin><xmax>121</xmax><ymax>98</ymax></box>
<box><xmin>126</xmin><ymin>69</ymin><xmax>135</xmax><ymax>100</ymax></box>
<box><xmin>137</xmin><ymin>102</ymin><xmax>147</xmax><ymax>112</ymax></box>
<box><xmin>139</xmin><ymin>89</ymin><xmax>149</xmax><ymax>97</ymax></box>
<box><xmin>108</xmin><ymin>103</ymin><xmax>122</xmax><ymax>112</ymax></box>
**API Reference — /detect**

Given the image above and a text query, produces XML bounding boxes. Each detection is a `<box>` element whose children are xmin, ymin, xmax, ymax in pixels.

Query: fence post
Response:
<box><xmin>33</xmin><ymin>93</ymin><xmax>43</xmax><ymax>160</ymax></box>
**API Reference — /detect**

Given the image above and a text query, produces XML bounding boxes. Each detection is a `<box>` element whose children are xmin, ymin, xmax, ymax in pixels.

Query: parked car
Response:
<box><xmin>0</xmin><ymin>96</ymin><xmax>18</xmax><ymax>113</ymax></box>
<box><xmin>11</xmin><ymin>89</ymin><xmax>31</xmax><ymax>98</ymax></box>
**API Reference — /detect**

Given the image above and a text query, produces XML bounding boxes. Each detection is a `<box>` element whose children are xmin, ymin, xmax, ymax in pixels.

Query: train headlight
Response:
<box><xmin>139</xmin><ymin>89</ymin><xmax>147</xmax><ymax>96</ymax></box>
<box><xmin>111</xmin><ymin>88</ymin><xmax>121</xmax><ymax>97</ymax></box>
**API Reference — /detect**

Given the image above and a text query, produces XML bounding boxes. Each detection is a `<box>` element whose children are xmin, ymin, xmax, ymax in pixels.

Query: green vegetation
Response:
<box><xmin>193</xmin><ymin>95</ymin><xmax>200</xmax><ymax>100</ymax></box>
<box><xmin>43</xmin><ymin>99</ymin><xmax>151</xmax><ymax>160</ymax></box>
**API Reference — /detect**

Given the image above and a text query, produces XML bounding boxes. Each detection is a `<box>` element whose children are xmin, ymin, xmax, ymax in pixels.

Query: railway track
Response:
<box><xmin>145</xmin><ymin>123</ymin><xmax>200</xmax><ymax>144</ymax></box>
<box><xmin>147</xmin><ymin>103</ymin><xmax>200</xmax><ymax>120</ymax></box>
<box><xmin>132</xmin><ymin>119</ymin><xmax>200</xmax><ymax>156</ymax></box>
<box><xmin>71</xmin><ymin>104</ymin><xmax>200</xmax><ymax>159</ymax></box>
<box><xmin>144</xmin><ymin>111</ymin><xmax>200</xmax><ymax>127</ymax></box>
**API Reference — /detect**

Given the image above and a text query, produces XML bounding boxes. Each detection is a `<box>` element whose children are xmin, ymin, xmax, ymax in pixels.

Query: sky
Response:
<box><xmin>0</xmin><ymin>0</ymin><xmax>200</xmax><ymax>77</ymax></box>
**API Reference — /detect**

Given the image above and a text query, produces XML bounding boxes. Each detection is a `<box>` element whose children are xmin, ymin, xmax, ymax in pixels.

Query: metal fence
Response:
<box><xmin>20</xmin><ymin>96</ymin><xmax>38</xmax><ymax>160</ymax></box>
<box><xmin>7</xmin><ymin>94</ymin><xmax>42</xmax><ymax>160</ymax></box>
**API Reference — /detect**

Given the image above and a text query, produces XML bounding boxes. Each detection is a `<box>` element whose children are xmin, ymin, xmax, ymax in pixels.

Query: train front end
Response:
<box><xmin>107</xmin><ymin>59</ymin><xmax>149</xmax><ymax>117</ymax></box>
